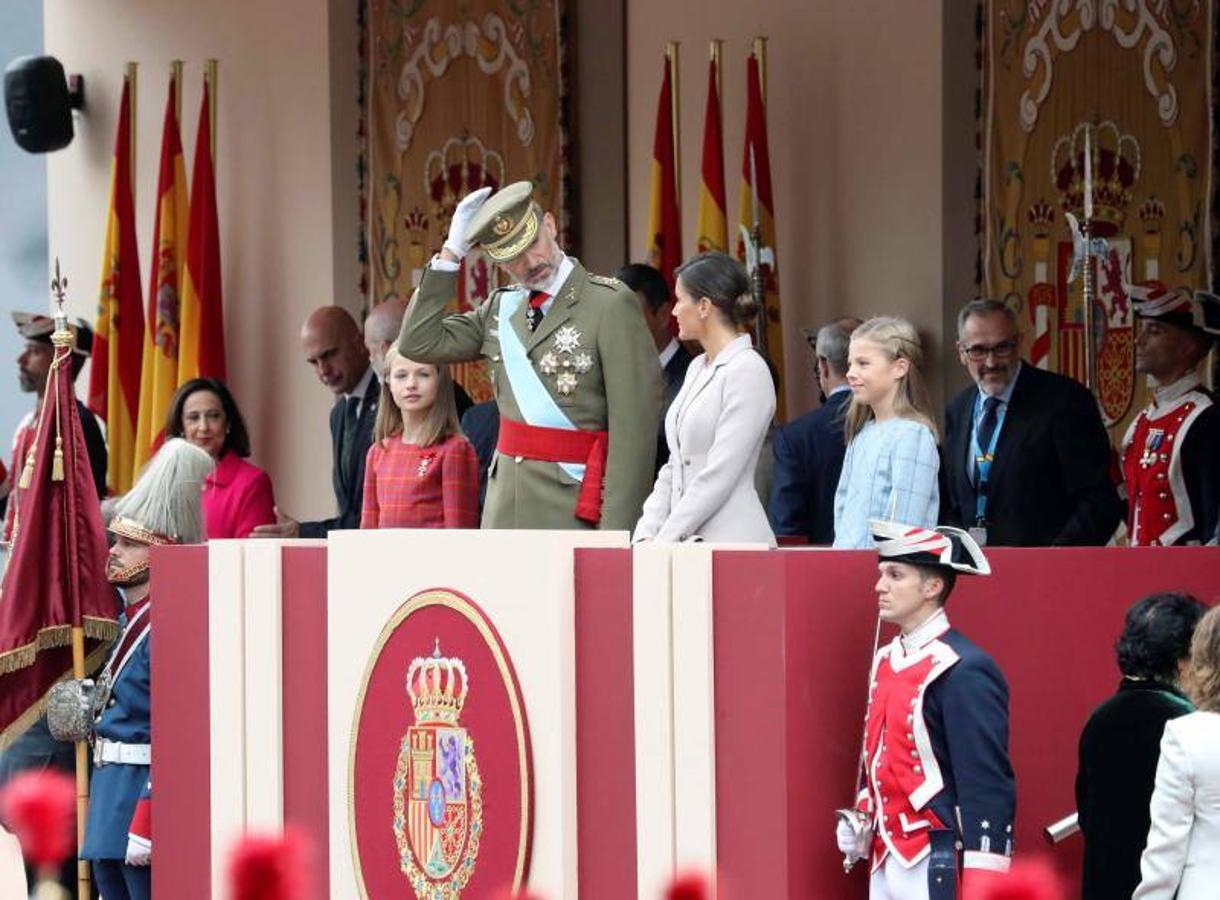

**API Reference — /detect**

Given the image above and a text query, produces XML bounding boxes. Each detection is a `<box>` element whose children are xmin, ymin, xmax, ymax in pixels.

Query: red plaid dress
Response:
<box><xmin>360</xmin><ymin>433</ymin><xmax>480</xmax><ymax>529</ymax></box>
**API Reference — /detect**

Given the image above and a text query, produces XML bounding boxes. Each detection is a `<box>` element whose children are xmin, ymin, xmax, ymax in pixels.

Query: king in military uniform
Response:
<box><xmin>77</xmin><ymin>438</ymin><xmax>213</xmax><ymax>900</ymax></box>
<box><xmin>837</xmin><ymin>520</ymin><xmax>1016</xmax><ymax>900</ymax></box>
<box><xmin>397</xmin><ymin>182</ymin><xmax>661</xmax><ymax>531</ymax></box>
<box><xmin>1121</xmin><ymin>283</ymin><xmax>1220</xmax><ymax>546</ymax></box>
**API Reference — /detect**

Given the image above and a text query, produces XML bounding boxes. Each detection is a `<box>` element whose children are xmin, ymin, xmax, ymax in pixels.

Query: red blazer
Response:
<box><xmin>361</xmin><ymin>433</ymin><xmax>480</xmax><ymax>529</ymax></box>
<box><xmin>202</xmin><ymin>451</ymin><xmax>276</xmax><ymax>539</ymax></box>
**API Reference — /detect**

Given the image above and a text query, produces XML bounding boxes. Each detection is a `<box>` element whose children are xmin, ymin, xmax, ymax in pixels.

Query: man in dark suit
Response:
<box><xmin>616</xmin><ymin>263</ymin><xmax>692</xmax><ymax>473</ymax></box>
<box><xmin>943</xmin><ymin>298</ymin><xmax>1122</xmax><ymax>546</ymax></box>
<box><xmin>768</xmin><ymin>317</ymin><xmax>860</xmax><ymax>544</ymax></box>
<box><xmin>252</xmin><ymin>306</ymin><xmax>378</xmax><ymax>538</ymax></box>
<box><xmin>1076</xmin><ymin>591</ymin><xmax>1206</xmax><ymax>900</ymax></box>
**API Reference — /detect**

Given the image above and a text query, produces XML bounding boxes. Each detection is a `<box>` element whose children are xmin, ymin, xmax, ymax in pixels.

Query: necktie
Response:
<box><xmin>977</xmin><ymin>396</ymin><xmax>1001</xmax><ymax>456</ymax></box>
<box><xmin>341</xmin><ymin>395</ymin><xmax>361</xmax><ymax>488</ymax></box>
<box><xmin>526</xmin><ymin>290</ymin><xmax>549</xmax><ymax>332</ymax></box>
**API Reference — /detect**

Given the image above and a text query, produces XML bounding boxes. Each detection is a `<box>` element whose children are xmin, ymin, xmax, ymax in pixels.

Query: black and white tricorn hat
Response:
<box><xmin>871</xmin><ymin>520</ymin><xmax>991</xmax><ymax>576</ymax></box>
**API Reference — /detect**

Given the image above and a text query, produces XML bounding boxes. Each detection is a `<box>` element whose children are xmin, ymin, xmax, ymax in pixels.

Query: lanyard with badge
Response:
<box><xmin>969</xmin><ymin>393</ymin><xmax>1005</xmax><ymax>546</ymax></box>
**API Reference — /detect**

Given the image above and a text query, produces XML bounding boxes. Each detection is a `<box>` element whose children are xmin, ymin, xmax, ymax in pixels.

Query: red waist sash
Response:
<box><xmin>496</xmin><ymin>416</ymin><xmax>608</xmax><ymax>524</ymax></box>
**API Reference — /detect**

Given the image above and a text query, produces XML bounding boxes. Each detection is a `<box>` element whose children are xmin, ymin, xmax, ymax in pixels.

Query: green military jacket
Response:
<box><xmin>397</xmin><ymin>259</ymin><xmax>661</xmax><ymax>531</ymax></box>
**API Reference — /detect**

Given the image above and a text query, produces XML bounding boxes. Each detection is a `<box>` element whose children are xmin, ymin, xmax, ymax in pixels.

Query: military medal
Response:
<box><xmin>1140</xmin><ymin>428</ymin><xmax>1165</xmax><ymax>468</ymax></box>
<box><xmin>537</xmin><ymin>326</ymin><xmax>590</xmax><ymax>396</ymax></box>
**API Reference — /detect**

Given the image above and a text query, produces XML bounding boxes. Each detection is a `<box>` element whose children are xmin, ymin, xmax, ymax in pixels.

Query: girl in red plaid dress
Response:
<box><xmin>360</xmin><ymin>349</ymin><xmax>480</xmax><ymax>528</ymax></box>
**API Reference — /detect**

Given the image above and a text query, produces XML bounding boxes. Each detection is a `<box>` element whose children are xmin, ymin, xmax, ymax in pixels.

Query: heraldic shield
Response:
<box><xmin>393</xmin><ymin>641</ymin><xmax>484</xmax><ymax>897</ymax></box>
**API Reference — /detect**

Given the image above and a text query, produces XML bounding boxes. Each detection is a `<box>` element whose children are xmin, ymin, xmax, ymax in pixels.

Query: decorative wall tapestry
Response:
<box><xmin>367</xmin><ymin>0</ymin><xmax>570</xmax><ymax>401</ymax></box>
<box><xmin>982</xmin><ymin>0</ymin><xmax>1215</xmax><ymax>436</ymax></box>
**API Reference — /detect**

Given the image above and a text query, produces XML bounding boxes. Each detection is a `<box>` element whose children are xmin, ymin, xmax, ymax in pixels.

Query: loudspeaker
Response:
<box><xmin>4</xmin><ymin>55</ymin><xmax>85</xmax><ymax>153</ymax></box>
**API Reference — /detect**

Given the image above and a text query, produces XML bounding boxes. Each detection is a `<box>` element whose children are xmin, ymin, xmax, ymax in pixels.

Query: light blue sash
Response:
<box><xmin>498</xmin><ymin>290</ymin><xmax>585</xmax><ymax>482</ymax></box>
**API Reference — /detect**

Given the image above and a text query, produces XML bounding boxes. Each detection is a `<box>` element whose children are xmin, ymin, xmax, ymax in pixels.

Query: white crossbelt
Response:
<box><xmin>93</xmin><ymin>738</ymin><xmax>150</xmax><ymax>767</ymax></box>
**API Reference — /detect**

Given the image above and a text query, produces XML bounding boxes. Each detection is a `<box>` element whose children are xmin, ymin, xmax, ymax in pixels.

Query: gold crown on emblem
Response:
<box><xmin>405</xmin><ymin>639</ymin><xmax>469</xmax><ymax>726</ymax></box>
<box><xmin>1052</xmin><ymin>120</ymin><xmax>1141</xmax><ymax>237</ymax></box>
<box><xmin>493</xmin><ymin>215</ymin><xmax>514</xmax><ymax>237</ymax></box>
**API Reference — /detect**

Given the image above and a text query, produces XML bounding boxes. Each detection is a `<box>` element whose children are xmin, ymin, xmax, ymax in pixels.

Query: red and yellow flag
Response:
<box><xmin>646</xmin><ymin>49</ymin><xmax>682</xmax><ymax>291</ymax></box>
<box><xmin>88</xmin><ymin>77</ymin><xmax>144</xmax><ymax>495</ymax></box>
<box><xmin>133</xmin><ymin>72</ymin><xmax>189</xmax><ymax>477</ymax></box>
<box><xmin>736</xmin><ymin>50</ymin><xmax>786</xmax><ymax>418</ymax></box>
<box><xmin>178</xmin><ymin>79</ymin><xmax>225</xmax><ymax>383</ymax></box>
<box><xmin>695</xmin><ymin>48</ymin><xmax>727</xmax><ymax>254</ymax></box>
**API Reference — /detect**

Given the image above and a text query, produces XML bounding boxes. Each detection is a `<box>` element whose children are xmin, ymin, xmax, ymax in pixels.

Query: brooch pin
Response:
<box><xmin>537</xmin><ymin>326</ymin><xmax>591</xmax><ymax>396</ymax></box>
<box><xmin>417</xmin><ymin>453</ymin><xmax>436</xmax><ymax>477</ymax></box>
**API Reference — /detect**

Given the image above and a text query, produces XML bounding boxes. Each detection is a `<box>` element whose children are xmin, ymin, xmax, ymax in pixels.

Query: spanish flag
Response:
<box><xmin>133</xmin><ymin>72</ymin><xmax>189</xmax><ymax>478</ymax></box>
<box><xmin>87</xmin><ymin>77</ymin><xmax>144</xmax><ymax>495</ymax></box>
<box><xmin>695</xmin><ymin>51</ymin><xmax>727</xmax><ymax>254</ymax></box>
<box><xmin>646</xmin><ymin>50</ymin><xmax>681</xmax><ymax>291</ymax></box>
<box><xmin>178</xmin><ymin>80</ymin><xmax>225</xmax><ymax>383</ymax></box>
<box><xmin>736</xmin><ymin>51</ymin><xmax>786</xmax><ymax>419</ymax></box>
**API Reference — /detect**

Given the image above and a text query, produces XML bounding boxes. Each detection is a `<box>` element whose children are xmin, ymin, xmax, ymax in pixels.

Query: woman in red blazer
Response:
<box><xmin>166</xmin><ymin>378</ymin><xmax>276</xmax><ymax>538</ymax></box>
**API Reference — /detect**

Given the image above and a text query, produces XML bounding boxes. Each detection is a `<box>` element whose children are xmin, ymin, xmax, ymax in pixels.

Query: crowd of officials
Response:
<box><xmin>0</xmin><ymin>181</ymin><xmax>1218</xmax><ymax>898</ymax></box>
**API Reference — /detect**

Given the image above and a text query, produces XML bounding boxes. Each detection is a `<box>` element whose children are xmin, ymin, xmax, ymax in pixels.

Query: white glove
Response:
<box><xmin>125</xmin><ymin>833</ymin><xmax>151</xmax><ymax>866</ymax></box>
<box><xmin>836</xmin><ymin>814</ymin><xmax>871</xmax><ymax>861</ymax></box>
<box><xmin>443</xmin><ymin>186</ymin><xmax>494</xmax><ymax>260</ymax></box>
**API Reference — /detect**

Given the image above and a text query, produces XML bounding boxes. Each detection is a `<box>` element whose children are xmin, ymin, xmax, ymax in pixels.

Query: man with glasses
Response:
<box><xmin>943</xmin><ymin>299</ymin><xmax>1122</xmax><ymax>546</ymax></box>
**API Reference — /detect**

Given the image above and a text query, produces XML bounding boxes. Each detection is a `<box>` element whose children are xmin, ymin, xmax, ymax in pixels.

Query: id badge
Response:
<box><xmin>968</xmin><ymin>526</ymin><xmax>988</xmax><ymax>546</ymax></box>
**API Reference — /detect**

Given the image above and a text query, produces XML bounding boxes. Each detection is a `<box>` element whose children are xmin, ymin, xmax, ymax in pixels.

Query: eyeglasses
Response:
<box><xmin>960</xmin><ymin>339</ymin><xmax>1018</xmax><ymax>362</ymax></box>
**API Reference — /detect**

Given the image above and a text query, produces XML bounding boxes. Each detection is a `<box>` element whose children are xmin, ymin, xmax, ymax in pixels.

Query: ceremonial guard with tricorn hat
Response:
<box><xmin>47</xmin><ymin>437</ymin><xmax>213</xmax><ymax>900</ymax></box>
<box><xmin>397</xmin><ymin>181</ymin><xmax>662</xmax><ymax>530</ymax></box>
<box><xmin>836</xmin><ymin>521</ymin><xmax>1015</xmax><ymax>899</ymax></box>
<box><xmin>1121</xmin><ymin>283</ymin><xmax>1220</xmax><ymax>546</ymax></box>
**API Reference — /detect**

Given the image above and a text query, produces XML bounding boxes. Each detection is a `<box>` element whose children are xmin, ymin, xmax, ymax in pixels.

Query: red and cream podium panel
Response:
<box><xmin>152</xmin><ymin>536</ymin><xmax>1220</xmax><ymax>898</ymax></box>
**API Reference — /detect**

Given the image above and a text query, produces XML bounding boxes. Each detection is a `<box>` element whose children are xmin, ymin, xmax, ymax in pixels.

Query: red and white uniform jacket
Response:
<box><xmin>855</xmin><ymin>610</ymin><xmax>1016</xmax><ymax>894</ymax></box>
<box><xmin>1122</xmin><ymin>376</ymin><xmax>1220</xmax><ymax>546</ymax></box>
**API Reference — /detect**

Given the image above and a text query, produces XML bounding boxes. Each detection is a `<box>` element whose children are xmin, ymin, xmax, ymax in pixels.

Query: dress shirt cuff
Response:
<box><xmin>429</xmin><ymin>253</ymin><xmax>461</xmax><ymax>273</ymax></box>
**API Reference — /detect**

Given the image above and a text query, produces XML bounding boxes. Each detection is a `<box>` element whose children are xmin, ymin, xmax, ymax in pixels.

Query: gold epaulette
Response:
<box><xmin>587</xmin><ymin>274</ymin><xmax>624</xmax><ymax>289</ymax></box>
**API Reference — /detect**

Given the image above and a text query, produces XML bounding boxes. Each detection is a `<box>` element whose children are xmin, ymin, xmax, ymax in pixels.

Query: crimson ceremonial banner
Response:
<box><xmin>981</xmin><ymin>0</ymin><xmax>1216</xmax><ymax>439</ymax></box>
<box><xmin>367</xmin><ymin>1</ymin><xmax>570</xmax><ymax>402</ymax></box>
<box><xmin>88</xmin><ymin>76</ymin><xmax>144</xmax><ymax>496</ymax></box>
<box><xmin>0</xmin><ymin>327</ymin><xmax>118</xmax><ymax>746</ymax></box>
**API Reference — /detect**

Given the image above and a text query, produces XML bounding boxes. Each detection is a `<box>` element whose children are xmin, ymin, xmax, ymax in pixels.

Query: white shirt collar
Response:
<box><xmin>827</xmin><ymin>383</ymin><xmax>851</xmax><ymax>397</ymax></box>
<box><xmin>900</xmin><ymin>608</ymin><xmax>951</xmax><ymax>654</ymax></box>
<box><xmin>658</xmin><ymin>337</ymin><xmax>680</xmax><ymax>368</ymax></box>
<box><xmin>345</xmin><ymin>364</ymin><xmax>375</xmax><ymax>405</ymax></box>
<box><xmin>1151</xmin><ymin>372</ymin><xmax>1204</xmax><ymax>408</ymax></box>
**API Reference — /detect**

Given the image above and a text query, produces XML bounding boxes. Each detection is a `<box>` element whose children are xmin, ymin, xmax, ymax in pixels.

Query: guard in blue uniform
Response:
<box><xmin>837</xmin><ymin>520</ymin><xmax>1016</xmax><ymax>899</ymax></box>
<box><xmin>78</xmin><ymin>439</ymin><xmax>213</xmax><ymax>900</ymax></box>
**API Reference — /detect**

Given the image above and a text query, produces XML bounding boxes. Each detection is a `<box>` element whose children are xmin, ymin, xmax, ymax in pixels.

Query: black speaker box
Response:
<box><xmin>5</xmin><ymin>55</ymin><xmax>84</xmax><ymax>153</ymax></box>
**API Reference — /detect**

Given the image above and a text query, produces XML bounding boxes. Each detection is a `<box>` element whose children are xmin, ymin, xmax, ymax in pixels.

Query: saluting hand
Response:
<box><xmin>441</xmin><ymin>186</ymin><xmax>494</xmax><ymax>262</ymax></box>
<box><xmin>249</xmin><ymin>507</ymin><xmax>300</xmax><ymax>539</ymax></box>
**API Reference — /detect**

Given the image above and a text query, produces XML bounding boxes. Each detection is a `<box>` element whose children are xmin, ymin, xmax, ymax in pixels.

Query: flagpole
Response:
<box><xmin>753</xmin><ymin>36</ymin><xmax>768</xmax><ymax>103</ymax></box>
<box><xmin>126</xmin><ymin>62</ymin><xmax>137</xmax><ymax>208</ymax></box>
<box><xmin>666</xmin><ymin>41</ymin><xmax>681</xmax><ymax>212</ymax></box>
<box><xmin>171</xmin><ymin>59</ymin><xmax>183</xmax><ymax>123</ymax></box>
<box><xmin>206</xmin><ymin>59</ymin><xmax>218</xmax><ymax>165</ymax></box>
<box><xmin>48</xmin><ymin>260</ymin><xmax>92</xmax><ymax>900</ymax></box>
<box><xmin>711</xmin><ymin>39</ymin><xmax>722</xmax><ymax>101</ymax></box>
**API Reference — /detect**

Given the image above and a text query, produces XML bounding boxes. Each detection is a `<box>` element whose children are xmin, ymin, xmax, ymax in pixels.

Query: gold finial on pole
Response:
<box><xmin>666</xmin><ymin>41</ymin><xmax>681</xmax><ymax>211</ymax></box>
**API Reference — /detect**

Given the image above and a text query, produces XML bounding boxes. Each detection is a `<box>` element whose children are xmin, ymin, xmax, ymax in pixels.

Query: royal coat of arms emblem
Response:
<box><xmin>393</xmin><ymin>640</ymin><xmax>483</xmax><ymax>898</ymax></box>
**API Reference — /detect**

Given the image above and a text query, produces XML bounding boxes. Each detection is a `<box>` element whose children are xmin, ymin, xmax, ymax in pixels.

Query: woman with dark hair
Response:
<box><xmin>1135</xmin><ymin>602</ymin><xmax>1220</xmax><ymax>898</ymax></box>
<box><xmin>165</xmin><ymin>378</ymin><xmax>276</xmax><ymax>538</ymax></box>
<box><xmin>632</xmin><ymin>251</ymin><xmax>775</xmax><ymax>544</ymax></box>
<box><xmin>1076</xmin><ymin>591</ymin><xmax>1207</xmax><ymax>899</ymax></box>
